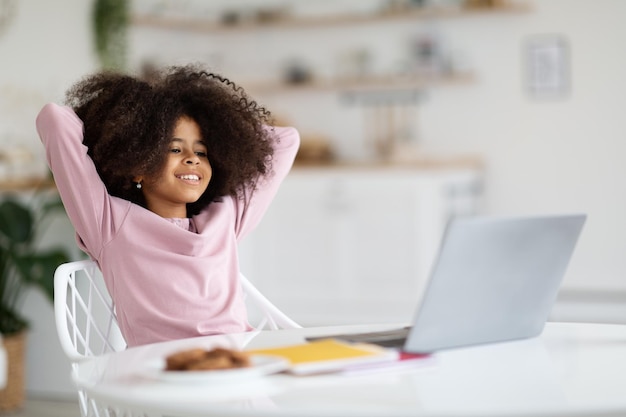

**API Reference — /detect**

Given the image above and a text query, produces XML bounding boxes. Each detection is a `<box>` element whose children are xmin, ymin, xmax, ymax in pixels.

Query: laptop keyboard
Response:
<box><xmin>307</xmin><ymin>327</ymin><xmax>412</xmax><ymax>349</ymax></box>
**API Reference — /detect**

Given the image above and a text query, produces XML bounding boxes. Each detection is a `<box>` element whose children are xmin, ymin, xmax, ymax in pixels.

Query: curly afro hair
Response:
<box><xmin>64</xmin><ymin>64</ymin><xmax>276</xmax><ymax>216</ymax></box>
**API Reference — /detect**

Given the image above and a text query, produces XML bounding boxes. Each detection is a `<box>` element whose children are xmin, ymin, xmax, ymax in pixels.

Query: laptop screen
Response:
<box><xmin>404</xmin><ymin>214</ymin><xmax>586</xmax><ymax>353</ymax></box>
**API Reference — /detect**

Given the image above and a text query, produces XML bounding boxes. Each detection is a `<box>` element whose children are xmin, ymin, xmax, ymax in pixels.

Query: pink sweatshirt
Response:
<box><xmin>37</xmin><ymin>103</ymin><xmax>300</xmax><ymax>347</ymax></box>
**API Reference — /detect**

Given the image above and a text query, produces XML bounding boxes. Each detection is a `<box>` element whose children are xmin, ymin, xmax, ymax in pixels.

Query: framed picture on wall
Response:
<box><xmin>524</xmin><ymin>35</ymin><xmax>570</xmax><ymax>99</ymax></box>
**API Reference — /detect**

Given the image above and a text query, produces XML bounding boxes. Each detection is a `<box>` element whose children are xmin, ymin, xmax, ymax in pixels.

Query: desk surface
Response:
<box><xmin>74</xmin><ymin>322</ymin><xmax>626</xmax><ymax>417</ymax></box>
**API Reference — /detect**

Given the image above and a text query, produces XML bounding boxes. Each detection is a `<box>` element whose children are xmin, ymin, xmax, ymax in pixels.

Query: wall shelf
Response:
<box><xmin>132</xmin><ymin>2</ymin><xmax>531</xmax><ymax>34</ymax></box>
<box><xmin>0</xmin><ymin>177</ymin><xmax>54</xmax><ymax>192</ymax></box>
<box><xmin>129</xmin><ymin>1</ymin><xmax>530</xmax><ymax>160</ymax></box>
<box><xmin>243</xmin><ymin>72</ymin><xmax>476</xmax><ymax>95</ymax></box>
<box><xmin>130</xmin><ymin>2</ymin><xmax>530</xmax><ymax>95</ymax></box>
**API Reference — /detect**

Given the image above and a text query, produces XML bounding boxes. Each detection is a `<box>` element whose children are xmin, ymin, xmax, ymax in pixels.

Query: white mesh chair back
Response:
<box><xmin>54</xmin><ymin>260</ymin><xmax>128</xmax><ymax>417</ymax></box>
<box><xmin>54</xmin><ymin>261</ymin><xmax>300</xmax><ymax>362</ymax></box>
<box><xmin>54</xmin><ymin>260</ymin><xmax>301</xmax><ymax>417</ymax></box>
<box><xmin>240</xmin><ymin>273</ymin><xmax>301</xmax><ymax>330</ymax></box>
<box><xmin>54</xmin><ymin>260</ymin><xmax>300</xmax><ymax>416</ymax></box>
<box><xmin>54</xmin><ymin>260</ymin><xmax>126</xmax><ymax>363</ymax></box>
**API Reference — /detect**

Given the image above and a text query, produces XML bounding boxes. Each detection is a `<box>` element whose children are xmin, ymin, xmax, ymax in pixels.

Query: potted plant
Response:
<box><xmin>93</xmin><ymin>0</ymin><xmax>129</xmax><ymax>70</ymax></box>
<box><xmin>0</xmin><ymin>194</ymin><xmax>70</xmax><ymax>411</ymax></box>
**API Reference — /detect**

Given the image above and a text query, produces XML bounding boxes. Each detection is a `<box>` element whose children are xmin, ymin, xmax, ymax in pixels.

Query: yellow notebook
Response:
<box><xmin>249</xmin><ymin>339</ymin><xmax>399</xmax><ymax>375</ymax></box>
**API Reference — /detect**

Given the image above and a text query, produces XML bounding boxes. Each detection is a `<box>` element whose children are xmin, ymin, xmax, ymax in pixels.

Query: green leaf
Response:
<box><xmin>14</xmin><ymin>249</ymin><xmax>70</xmax><ymax>303</ymax></box>
<box><xmin>40</xmin><ymin>198</ymin><xmax>67</xmax><ymax>216</ymax></box>
<box><xmin>0</xmin><ymin>196</ymin><xmax>71</xmax><ymax>335</ymax></box>
<box><xmin>0</xmin><ymin>199</ymin><xmax>33</xmax><ymax>244</ymax></box>
<box><xmin>93</xmin><ymin>0</ymin><xmax>129</xmax><ymax>70</ymax></box>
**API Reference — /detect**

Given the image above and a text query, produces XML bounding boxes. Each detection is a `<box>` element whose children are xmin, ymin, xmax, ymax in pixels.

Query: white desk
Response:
<box><xmin>74</xmin><ymin>322</ymin><xmax>626</xmax><ymax>417</ymax></box>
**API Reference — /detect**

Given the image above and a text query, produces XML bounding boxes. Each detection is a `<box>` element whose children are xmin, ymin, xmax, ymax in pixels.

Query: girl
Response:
<box><xmin>36</xmin><ymin>65</ymin><xmax>300</xmax><ymax>347</ymax></box>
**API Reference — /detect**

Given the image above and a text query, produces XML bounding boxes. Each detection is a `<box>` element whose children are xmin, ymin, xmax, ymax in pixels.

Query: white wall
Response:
<box><xmin>0</xmin><ymin>0</ymin><xmax>96</xmax><ymax>175</ymax></box>
<box><xmin>128</xmin><ymin>0</ymin><xmax>626</xmax><ymax>295</ymax></box>
<box><xmin>2</xmin><ymin>0</ymin><xmax>626</xmax><ymax>399</ymax></box>
<box><xmin>418</xmin><ymin>1</ymin><xmax>626</xmax><ymax>294</ymax></box>
<box><xmin>0</xmin><ymin>0</ymin><xmax>96</xmax><ymax>399</ymax></box>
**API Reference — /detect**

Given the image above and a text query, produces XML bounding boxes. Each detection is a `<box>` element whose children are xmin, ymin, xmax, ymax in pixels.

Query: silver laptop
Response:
<box><xmin>322</xmin><ymin>214</ymin><xmax>586</xmax><ymax>353</ymax></box>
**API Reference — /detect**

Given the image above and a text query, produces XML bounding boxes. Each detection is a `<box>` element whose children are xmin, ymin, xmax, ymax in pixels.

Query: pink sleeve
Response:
<box><xmin>36</xmin><ymin>103</ymin><xmax>129</xmax><ymax>258</ymax></box>
<box><xmin>234</xmin><ymin>126</ymin><xmax>300</xmax><ymax>240</ymax></box>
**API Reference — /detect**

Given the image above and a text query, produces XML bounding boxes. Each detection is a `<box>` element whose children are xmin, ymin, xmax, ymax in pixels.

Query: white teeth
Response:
<box><xmin>178</xmin><ymin>175</ymin><xmax>199</xmax><ymax>180</ymax></box>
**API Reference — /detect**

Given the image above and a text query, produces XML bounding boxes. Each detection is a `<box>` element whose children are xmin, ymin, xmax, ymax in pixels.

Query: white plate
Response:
<box><xmin>147</xmin><ymin>354</ymin><xmax>289</xmax><ymax>384</ymax></box>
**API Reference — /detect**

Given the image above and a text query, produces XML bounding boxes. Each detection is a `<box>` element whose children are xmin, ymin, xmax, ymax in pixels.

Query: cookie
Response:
<box><xmin>165</xmin><ymin>347</ymin><xmax>251</xmax><ymax>371</ymax></box>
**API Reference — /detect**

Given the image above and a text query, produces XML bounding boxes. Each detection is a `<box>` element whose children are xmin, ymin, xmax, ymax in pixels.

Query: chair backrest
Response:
<box><xmin>240</xmin><ymin>274</ymin><xmax>301</xmax><ymax>330</ymax></box>
<box><xmin>54</xmin><ymin>260</ymin><xmax>126</xmax><ymax>363</ymax></box>
<box><xmin>54</xmin><ymin>260</ymin><xmax>300</xmax><ymax>363</ymax></box>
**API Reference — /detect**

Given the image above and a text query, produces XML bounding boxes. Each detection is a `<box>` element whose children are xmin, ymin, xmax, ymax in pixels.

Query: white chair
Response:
<box><xmin>54</xmin><ymin>260</ymin><xmax>126</xmax><ymax>363</ymax></box>
<box><xmin>240</xmin><ymin>273</ymin><xmax>301</xmax><ymax>330</ymax></box>
<box><xmin>53</xmin><ymin>259</ymin><xmax>300</xmax><ymax>417</ymax></box>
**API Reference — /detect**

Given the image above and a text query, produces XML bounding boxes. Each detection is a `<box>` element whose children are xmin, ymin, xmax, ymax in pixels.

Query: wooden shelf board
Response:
<box><xmin>292</xmin><ymin>155</ymin><xmax>484</xmax><ymax>171</ymax></box>
<box><xmin>243</xmin><ymin>73</ymin><xmax>476</xmax><ymax>95</ymax></box>
<box><xmin>0</xmin><ymin>177</ymin><xmax>55</xmax><ymax>192</ymax></box>
<box><xmin>132</xmin><ymin>2</ymin><xmax>531</xmax><ymax>34</ymax></box>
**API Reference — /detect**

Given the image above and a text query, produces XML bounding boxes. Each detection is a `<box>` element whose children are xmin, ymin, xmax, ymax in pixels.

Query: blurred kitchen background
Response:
<box><xmin>2</xmin><ymin>0</ymin><xmax>626</xmax><ymax>403</ymax></box>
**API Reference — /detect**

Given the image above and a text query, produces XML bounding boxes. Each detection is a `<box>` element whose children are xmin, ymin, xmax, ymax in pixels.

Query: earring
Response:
<box><xmin>136</xmin><ymin>182</ymin><xmax>142</xmax><ymax>189</ymax></box>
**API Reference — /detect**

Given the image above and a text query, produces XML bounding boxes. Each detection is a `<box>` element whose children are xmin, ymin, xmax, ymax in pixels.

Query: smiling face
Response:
<box><xmin>136</xmin><ymin>116</ymin><xmax>212</xmax><ymax>218</ymax></box>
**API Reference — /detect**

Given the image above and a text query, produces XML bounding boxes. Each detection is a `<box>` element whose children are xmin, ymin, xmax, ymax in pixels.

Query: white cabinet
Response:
<box><xmin>239</xmin><ymin>166</ymin><xmax>482</xmax><ymax>326</ymax></box>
